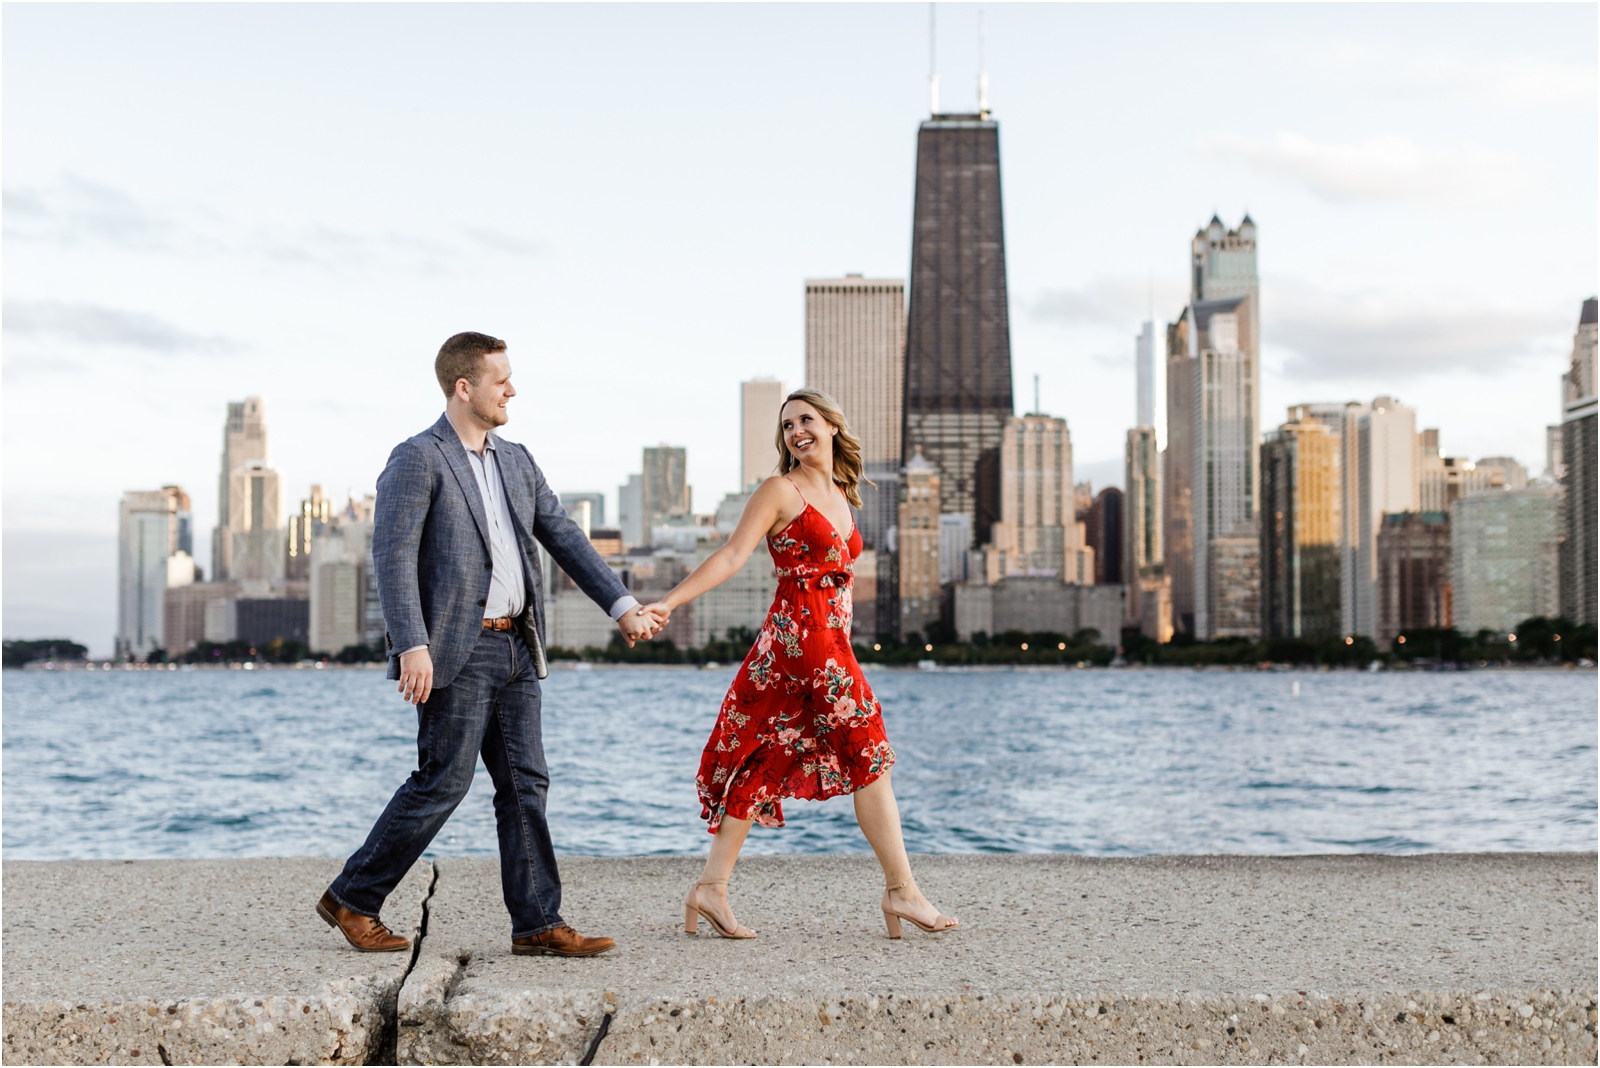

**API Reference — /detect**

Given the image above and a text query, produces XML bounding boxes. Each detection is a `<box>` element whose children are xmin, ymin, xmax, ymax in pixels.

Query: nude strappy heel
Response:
<box><xmin>881</xmin><ymin>880</ymin><xmax>959</xmax><ymax>938</ymax></box>
<box><xmin>684</xmin><ymin>879</ymin><xmax>757</xmax><ymax>939</ymax></box>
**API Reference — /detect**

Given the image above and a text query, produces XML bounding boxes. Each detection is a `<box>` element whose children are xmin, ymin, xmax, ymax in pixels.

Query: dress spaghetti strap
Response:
<box><xmin>783</xmin><ymin>477</ymin><xmax>809</xmax><ymax>508</ymax></box>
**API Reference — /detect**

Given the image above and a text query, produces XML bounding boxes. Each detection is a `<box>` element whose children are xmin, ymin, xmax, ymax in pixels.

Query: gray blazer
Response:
<box><xmin>373</xmin><ymin>413</ymin><xmax>628</xmax><ymax>687</ymax></box>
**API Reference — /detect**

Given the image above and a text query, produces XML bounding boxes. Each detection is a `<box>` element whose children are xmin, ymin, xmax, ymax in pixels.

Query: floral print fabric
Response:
<box><xmin>696</xmin><ymin>500</ymin><xmax>895</xmax><ymax>833</ymax></box>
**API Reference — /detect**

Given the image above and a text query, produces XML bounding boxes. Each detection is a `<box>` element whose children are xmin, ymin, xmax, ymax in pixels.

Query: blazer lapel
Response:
<box><xmin>494</xmin><ymin>436</ymin><xmax>539</xmax><ymax>538</ymax></box>
<box><xmin>431</xmin><ymin>414</ymin><xmax>491</xmax><ymax>552</ymax></box>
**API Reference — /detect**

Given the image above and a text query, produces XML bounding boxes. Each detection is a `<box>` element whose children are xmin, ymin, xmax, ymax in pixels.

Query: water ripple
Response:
<box><xmin>1</xmin><ymin>666</ymin><xmax>1594</xmax><ymax>859</ymax></box>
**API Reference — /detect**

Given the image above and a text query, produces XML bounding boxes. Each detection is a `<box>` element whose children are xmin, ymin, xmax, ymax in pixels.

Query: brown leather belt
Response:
<box><xmin>482</xmin><ymin>617</ymin><xmax>515</xmax><ymax>631</ymax></box>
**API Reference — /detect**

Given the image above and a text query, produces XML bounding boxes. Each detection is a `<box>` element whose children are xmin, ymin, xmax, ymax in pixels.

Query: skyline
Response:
<box><xmin>4</xmin><ymin>3</ymin><xmax>1596</xmax><ymax>655</ymax></box>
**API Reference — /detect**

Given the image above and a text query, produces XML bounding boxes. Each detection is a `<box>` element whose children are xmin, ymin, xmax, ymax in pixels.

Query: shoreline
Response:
<box><xmin>9</xmin><ymin>659</ymin><xmax>1593</xmax><ymax>673</ymax></box>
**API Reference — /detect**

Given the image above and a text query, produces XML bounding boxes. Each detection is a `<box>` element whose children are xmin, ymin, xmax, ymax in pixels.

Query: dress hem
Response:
<box><xmin>700</xmin><ymin>756</ymin><xmax>896</xmax><ymax>835</ymax></box>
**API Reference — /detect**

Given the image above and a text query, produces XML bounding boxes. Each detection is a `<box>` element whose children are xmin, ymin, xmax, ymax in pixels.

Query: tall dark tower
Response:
<box><xmin>902</xmin><ymin>112</ymin><xmax>1015</xmax><ymax>549</ymax></box>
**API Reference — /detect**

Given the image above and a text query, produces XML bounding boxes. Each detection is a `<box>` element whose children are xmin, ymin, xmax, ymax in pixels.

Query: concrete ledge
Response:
<box><xmin>400</xmin><ymin>853</ymin><xmax>1597</xmax><ymax>1066</ymax></box>
<box><xmin>2</xmin><ymin>854</ymin><xmax>1594</xmax><ymax>1065</ymax></box>
<box><xmin>2</xmin><ymin>857</ymin><xmax>431</xmax><ymax>1066</ymax></box>
<box><xmin>594</xmin><ymin>989</ymin><xmax>1597</xmax><ymax>1066</ymax></box>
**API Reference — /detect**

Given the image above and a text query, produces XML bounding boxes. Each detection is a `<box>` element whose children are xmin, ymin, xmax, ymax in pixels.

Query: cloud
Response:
<box><xmin>3</xmin><ymin>299</ymin><xmax>238</xmax><ymax>355</ymax></box>
<box><xmin>255</xmin><ymin>225</ymin><xmax>458</xmax><ymax>275</ymax></box>
<box><xmin>1267</xmin><ymin>278</ymin><xmax>1568</xmax><ymax>382</ymax></box>
<box><xmin>2</xmin><ymin>175</ymin><xmax>183</xmax><ymax>251</ymax></box>
<box><xmin>1031</xmin><ymin>275</ymin><xmax>1188</xmax><ymax>331</ymax></box>
<box><xmin>4</xmin><ymin>174</ymin><xmax>542</xmax><ymax>274</ymax></box>
<box><xmin>463</xmin><ymin>227</ymin><xmax>544</xmax><ymax>257</ymax></box>
<box><xmin>1197</xmin><ymin>131</ymin><xmax>1535</xmax><ymax>205</ymax></box>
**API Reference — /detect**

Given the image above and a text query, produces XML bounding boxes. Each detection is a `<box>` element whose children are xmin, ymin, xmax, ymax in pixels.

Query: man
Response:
<box><xmin>317</xmin><ymin>331</ymin><xmax>657</xmax><ymax>957</ymax></box>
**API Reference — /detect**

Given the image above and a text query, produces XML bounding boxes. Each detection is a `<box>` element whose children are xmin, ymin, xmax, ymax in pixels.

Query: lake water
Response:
<box><xmin>2</xmin><ymin>665</ymin><xmax>1594</xmax><ymax>860</ymax></box>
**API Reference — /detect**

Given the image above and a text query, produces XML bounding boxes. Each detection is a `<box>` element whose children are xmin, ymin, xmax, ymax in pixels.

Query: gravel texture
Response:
<box><xmin>2</xmin><ymin>857</ymin><xmax>431</xmax><ymax>1066</ymax></box>
<box><xmin>398</xmin><ymin>852</ymin><xmax>1597</xmax><ymax>1065</ymax></box>
<box><xmin>2</xmin><ymin>853</ymin><xmax>1592</xmax><ymax>1065</ymax></box>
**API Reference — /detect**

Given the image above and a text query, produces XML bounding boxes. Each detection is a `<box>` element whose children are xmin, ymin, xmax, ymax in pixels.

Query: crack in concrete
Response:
<box><xmin>445</xmin><ymin>951</ymin><xmax>471</xmax><ymax>1002</ymax></box>
<box><xmin>374</xmin><ymin>860</ymin><xmax>440</xmax><ymax>1065</ymax></box>
<box><xmin>579</xmin><ymin>1012</ymin><xmax>613</xmax><ymax>1066</ymax></box>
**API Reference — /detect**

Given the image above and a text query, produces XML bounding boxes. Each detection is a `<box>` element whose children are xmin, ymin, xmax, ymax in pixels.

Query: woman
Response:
<box><xmin>637</xmin><ymin>389</ymin><xmax>958</xmax><ymax>941</ymax></box>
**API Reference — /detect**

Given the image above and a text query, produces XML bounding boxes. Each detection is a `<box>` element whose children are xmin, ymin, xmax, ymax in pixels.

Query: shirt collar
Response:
<box><xmin>448</xmin><ymin>414</ymin><xmax>497</xmax><ymax>458</ymax></box>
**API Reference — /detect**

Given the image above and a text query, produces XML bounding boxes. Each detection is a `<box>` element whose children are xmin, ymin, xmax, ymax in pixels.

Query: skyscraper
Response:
<box><xmin>805</xmin><ymin>274</ymin><xmax>906</xmax><ymax>561</ymax></box>
<box><xmin>805</xmin><ymin>276</ymin><xmax>905</xmax><ymax>472</ymax></box>
<box><xmin>1135</xmin><ymin>320</ymin><xmax>1157</xmax><ymax>429</ymax></box>
<box><xmin>310</xmin><ymin>502</ymin><xmax>375</xmax><ymax>656</ymax></box>
<box><xmin>286</xmin><ymin>485</ymin><xmax>331</xmax><ymax>582</ymax></box>
<box><xmin>1560</xmin><ymin>297</ymin><xmax>1597</xmax><ymax>626</ymax></box>
<box><xmin>213</xmin><ymin>397</ymin><xmax>267</xmax><ymax>581</ymax></box>
<box><xmin>228</xmin><ymin>460</ymin><xmax>285</xmax><ymax>589</ymax></box>
<box><xmin>1453</xmin><ymin>487</ymin><xmax>1561</xmax><ymax>635</ymax></box>
<box><xmin>1354</xmin><ymin>397</ymin><xmax>1419</xmax><ymax>638</ymax></box>
<box><xmin>1376</xmin><ymin>511</ymin><xmax>1452</xmax><ymax>643</ymax></box>
<box><xmin>1087</xmin><ymin>488</ymin><xmax>1123</xmax><ymax>586</ymax></box>
<box><xmin>641</xmin><ymin>445</ymin><xmax>690</xmax><ymax>532</ymax></box>
<box><xmin>739</xmin><ymin>378</ymin><xmax>788</xmax><ymax>492</ymax></box>
<box><xmin>1124</xmin><ymin>425</ymin><xmax>1168</xmax><ymax>639</ymax></box>
<box><xmin>902</xmin><ymin>110</ymin><xmax>1014</xmax><ymax>553</ymax></box>
<box><xmin>1191</xmin><ymin>215</ymin><xmax>1261</xmax><ymax>491</ymax></box>
<box><xmin>897</xmin><ymin>449</ymin><xmax>943</xmax><ymax>639</ymax></box>
<box><xmin>117</xmin><ymin>486</ymin><xmax>192</xmax><ymax>659</ymax></box>
<box><xmin>937</xmin><ymin>513</ymin><xmax>972</xmax><ymax>585</ymax></box>
<box><xmin>1260</xmin><ymin>413</ymin><xmax>1341</xmax><ymax>640</ymax></box>
<box><xmin>617</xmin><ymin>473</ymin><xmax>644</xmax><ymax>548</ymax></box>
<box><xmin>977</xmin><ymin>414</ymin><xmax>1089</xmax><ymax>584</ymax></box>
<box><xmin>1126</xmin><ymin>321</ymin><xmax>1166</xmax><ymax>636</ymax></box>
<box><xmin>1545</xmin><ymin>424</ymin><xmax>1566</xmax><ymax>480</ymax></box>
<box><xmin>1338</xmin><ymin>401</ymin><xmax>1371</xmax><ymax>635</ymax></box>
<box><xmin>1166</xmin><ymin>216</ymin><xmax>1263</xmax><ymax>640</ymax></box>
<box><xmin>1125</xmin><ymin>429</ymin><xmax>1162</xmax><ymax>577</ymax></box>
<box><xmin>1189</xmin><ymin>294</ymin><xmax>1260</xmax><ymax>639</ymax></box>
<box><xmin>1191</xmin><ymin>215</ymin><xmax>1261</xmax><ymax>366</ymax></box>
<box><xmin>1163</xmin><ymin>313</ymin><xmax>1195</xmax><ymax>634</ymax></box>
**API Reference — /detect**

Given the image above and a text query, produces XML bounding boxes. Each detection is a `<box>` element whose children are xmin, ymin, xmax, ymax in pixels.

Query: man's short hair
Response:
<box><xmin>435</xmin><ymin>332</ymin><xmax>507</xmax><ymax>398</ymax></box>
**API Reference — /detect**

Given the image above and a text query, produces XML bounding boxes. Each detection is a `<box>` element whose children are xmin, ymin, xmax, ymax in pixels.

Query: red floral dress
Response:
<box><xmin>696</xmin><ymin>485</ymin><xmax>895</xmax><ymax>834</ymax></box>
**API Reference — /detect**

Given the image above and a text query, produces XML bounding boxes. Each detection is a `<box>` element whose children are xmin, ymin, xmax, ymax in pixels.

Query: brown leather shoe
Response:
<box><xmin>511</xmin><ymin>925</ymin><xmax>615</xmax><ymax>957</ymax></box>
<box><xmin>317</xmin><ymin>890</ymin><xmax>411</xmax><ymax>953</ymax></box>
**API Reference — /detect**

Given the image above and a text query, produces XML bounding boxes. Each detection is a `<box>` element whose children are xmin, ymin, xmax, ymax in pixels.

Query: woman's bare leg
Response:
<box><xmin>853</xmin><ymin>771</ymin><xmax>957</xmax><ymax>929</ymax></box>
<box><xmin>685</xmin><ymin>815</ymin><xmax>755</xmax><ymax>936</ymax></box>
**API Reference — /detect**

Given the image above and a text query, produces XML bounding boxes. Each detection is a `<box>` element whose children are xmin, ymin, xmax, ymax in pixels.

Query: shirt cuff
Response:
<box><xmin>608</xmin><ymin>595</ymin><xmax>640</xmax><ymax>621</ymax></box>
<box><xmin>399</xmin><ymin>644</ymin><xmax>428</xmax><ymax>656</ymax></box>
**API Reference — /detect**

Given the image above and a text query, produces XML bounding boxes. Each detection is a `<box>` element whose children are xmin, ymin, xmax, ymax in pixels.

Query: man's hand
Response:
<box><xmin>399</xmin><ymin>647</ymin><xmax>434</xmax><ymax>705</ymax></box>
<box><xmin>616</xmin><ymin>606</ymin><xmax>659</xmax><ymax>648</ymax></box>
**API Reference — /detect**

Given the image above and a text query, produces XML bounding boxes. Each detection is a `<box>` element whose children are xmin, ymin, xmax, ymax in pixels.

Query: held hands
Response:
<box><xmin>398</xmin><ymin>648</ymin><xmax>434</xmax><ymax>705</ymax></box>
<box><xmin>616</xmin><ymin>603</ymin><xmax>671</xmax><ymax>647</ymax></box>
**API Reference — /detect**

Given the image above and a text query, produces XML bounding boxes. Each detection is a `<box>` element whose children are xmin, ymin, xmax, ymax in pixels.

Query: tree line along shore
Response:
<box><xmin>548</xmin><ymin>614</ymin><xmax>1596</xmax><ymax>669</ymax></box>
<box><xmin>7</xmin><ymin>615</ymin><xmax>1593</xmax><ymax>671</ymax></box>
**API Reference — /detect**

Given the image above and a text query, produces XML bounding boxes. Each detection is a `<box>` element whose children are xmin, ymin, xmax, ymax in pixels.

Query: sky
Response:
<box><xmin>4</xmin><ymin>3</ymin><xmax>1596</xmax><ymax>657</ymax></box>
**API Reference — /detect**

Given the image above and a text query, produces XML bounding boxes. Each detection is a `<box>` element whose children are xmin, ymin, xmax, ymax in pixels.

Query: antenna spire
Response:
<box><xmin>929</xmin><ymin>3</ymin><xmax>939</xmax><ymax>115</ymax></box>
<box><xmin>1033</xmin><ymin>373</ymin><xmax>1040</xmax><ymax>416</ymax></box>
<box><xmin>977</xmin><ymin>5</ymin><xmax>989</xmax><ymax>114</ymax></box>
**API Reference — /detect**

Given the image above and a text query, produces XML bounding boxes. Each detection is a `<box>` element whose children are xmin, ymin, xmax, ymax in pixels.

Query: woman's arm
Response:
<box><xmin>643</xmin><ymin>478</ymin><xmax>792</xmax><ymax>620</ymax></box>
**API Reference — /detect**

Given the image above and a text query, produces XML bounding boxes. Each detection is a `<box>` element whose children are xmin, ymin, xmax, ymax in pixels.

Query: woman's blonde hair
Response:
<box><xmin>773</xmin><ymin>388</ymin><xmax>872</xmax><ymax>507</ymax></box>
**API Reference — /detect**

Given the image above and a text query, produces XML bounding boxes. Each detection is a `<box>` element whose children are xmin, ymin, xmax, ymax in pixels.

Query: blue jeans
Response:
<box><xmin>329</xmin><ymin>628</ymin><xmax>564</xmax><ymax>937</ymax></box>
